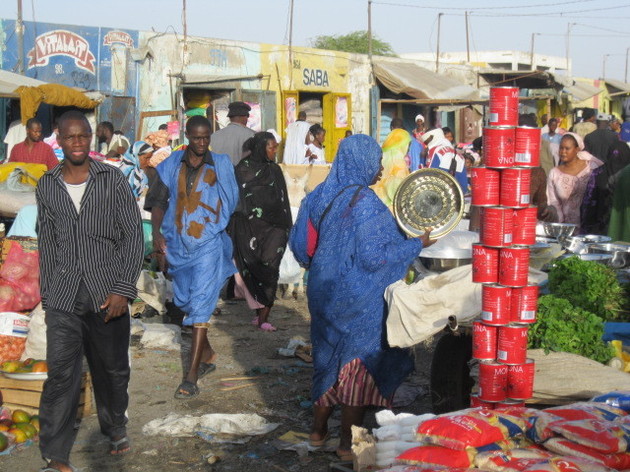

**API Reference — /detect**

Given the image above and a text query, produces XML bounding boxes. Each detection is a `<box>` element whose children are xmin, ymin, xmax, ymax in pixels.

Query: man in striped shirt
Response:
<box><xmin>36</xmin><ymin>111</ymin><xmax>144</xmax><ymax>471</ymax></box>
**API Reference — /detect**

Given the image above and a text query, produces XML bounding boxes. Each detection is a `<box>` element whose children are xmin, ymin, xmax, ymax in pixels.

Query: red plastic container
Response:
<box><xmin>514</xmin><ymin>126</ymin><xmax>541</xmax><ymax>167</ymax></box>
<box><xmin>471</xmin><ymin>167</ymin><xmax>501</xmax><ymax>206</ymax></box>
<box><xmin>484</xmin><ymin>126</ymin><xmax>515</xmax><ymax>168</ymax></box>
<box><xmin>489</xmin><ymin>86</ymin><xmax>519</xmax><ymax>127</ymax></box>
<box><xmin>481</xmin><ymin>285</ymin><xmax>512</xmax><ymax>326</ymax></box>
<box><xmin>497</xmin><ymin>325</ymin><xmax>529</xmax><ymax>365</ymax></box>
<box><xmin>480</xmin><ymin>207</ymin><xmax>514</xmax><ymax>248</ymax></box>
<box><xmin>500</xmin><ymin>168</ymin><xmax>531</xmax><ymax>208</ymax></box>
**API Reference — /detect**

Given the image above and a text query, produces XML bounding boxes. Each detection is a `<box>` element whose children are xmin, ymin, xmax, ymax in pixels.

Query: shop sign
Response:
<box><xmin>27</xmin><ymin>29</ymin><xmax>96</xmax><ymax>74</ymax></box>
<box><xmin>103</xmin><ymin>30</ymin><xmax>135</xmax><ymax>48</ymax></box>
<box><xmin>302</xmin><ymin>68</ymin><xmax>329</xmax><ymax>87</ymax></box>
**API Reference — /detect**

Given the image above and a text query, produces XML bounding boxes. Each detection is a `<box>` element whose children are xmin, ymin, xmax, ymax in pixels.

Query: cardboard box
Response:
<box><xmin>0</xmin><ymin>371</ymin><xmax>93</xmax><ymax>417</ymax></box>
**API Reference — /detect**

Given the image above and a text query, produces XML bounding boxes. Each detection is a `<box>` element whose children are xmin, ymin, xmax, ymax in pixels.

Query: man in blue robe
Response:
<box><xmin>145</xmin><ymin>115</ymin><xmax>239</xmax><ymax>398</ymax></box>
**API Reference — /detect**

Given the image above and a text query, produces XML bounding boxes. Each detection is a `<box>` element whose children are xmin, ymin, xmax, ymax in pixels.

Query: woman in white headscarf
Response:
<box><xmin>546</xmin><ymin>132</ymin><xmax>603</xmax><ymax>227</ymax></box>
<box><xmin>283</xmin><ymin>120</ymin><xmax>312</xmax><ymax>164</ymax></box>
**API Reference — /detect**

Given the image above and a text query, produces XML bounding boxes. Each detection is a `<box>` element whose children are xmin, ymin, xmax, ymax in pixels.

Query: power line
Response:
<box><xmin>373</xmin><ymin>0</ymin><xmax>598</xmax><ymax>10</ymax></box>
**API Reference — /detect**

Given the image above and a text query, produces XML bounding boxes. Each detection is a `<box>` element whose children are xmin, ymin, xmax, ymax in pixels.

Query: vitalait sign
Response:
<box><xmin>102</xmin><ymin>30</ymin><xmax>134</xmax><ymax>48</ymax></box>
<box><xmin>27</xmin><ymin>29</ymin><xmax>96</xmax><ymax>74</ymax></box>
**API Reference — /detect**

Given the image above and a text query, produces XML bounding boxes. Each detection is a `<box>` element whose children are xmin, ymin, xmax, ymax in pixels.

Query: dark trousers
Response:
<box><xmin>39</xmin><ymin>283</ymin><xmax>130</xmax><ymax>464</ymax></box>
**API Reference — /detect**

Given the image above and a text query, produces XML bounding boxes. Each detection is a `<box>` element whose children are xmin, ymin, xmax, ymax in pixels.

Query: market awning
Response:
<box><xmin>0</xmin><ymin>69</ymin><xmax>46</xmax><ymax>98</ymax></box>
<box><xmin>372</xmin><ymin>59</ymin><xmax>479</xmax><ymax>100</ymax></box>
<box><xmin>605</xmin><ymin>79</ymin><xmax>630</xmax><ymax>96</ymax></box>
<box><xmin>478</xmin><ymin>69</ymin><xmax>561</xmax><ymax>91</ymax></box>
<box><xmin>564</xmin><ymin>82</ymin><xmax>603</xmax><ymax>102</ymax></box>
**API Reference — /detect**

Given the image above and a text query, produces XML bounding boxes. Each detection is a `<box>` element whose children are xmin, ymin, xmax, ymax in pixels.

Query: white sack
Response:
<box><xmin>143</xmin><ymin>412</ymin><xmax>280</xmax><ymax>437</ymax></box>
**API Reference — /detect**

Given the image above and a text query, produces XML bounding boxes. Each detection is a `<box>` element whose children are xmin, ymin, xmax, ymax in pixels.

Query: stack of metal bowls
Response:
<box><xmin>542</xmin><ymin>222</ymin><xmax>577</xmax><ymax>240</ymax></box>
<box><xmin>587</xmin><ymin>243</ymin><xmax>630</xmax><ymax>269</ymax></box>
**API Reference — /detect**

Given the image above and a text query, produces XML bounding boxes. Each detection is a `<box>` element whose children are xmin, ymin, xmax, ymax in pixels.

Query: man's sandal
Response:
<box><xmin>110</xmin><ymin>436</ymin><xmax>131</xmax><ymax>455</ymax></box>
<box><xmin>198</xmin><ymin>361</ymin><xmax>216</xmax><ymax>379</ymax></box>
<box><xmin>174</xmin><ymin>380</ymin><xmax>199</xmax><ymax>399</ymax></box>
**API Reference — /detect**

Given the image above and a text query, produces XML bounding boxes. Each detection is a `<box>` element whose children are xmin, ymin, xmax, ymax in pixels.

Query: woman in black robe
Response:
<box><xmin>229</xmin><ymin>132</ymin><xmax>292</xmax><ymax>331</ymax></box>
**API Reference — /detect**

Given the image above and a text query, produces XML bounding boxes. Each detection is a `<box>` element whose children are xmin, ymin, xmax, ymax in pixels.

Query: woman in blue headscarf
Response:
<box><xmin>289</xmin><ymin>134</ymin><xmax>433</xmax><ymax>460</ymax></box>
<box><xmin>120</xmin><ymin>141</ymin><xmax>152</xmax><ymax>198</ymax></box>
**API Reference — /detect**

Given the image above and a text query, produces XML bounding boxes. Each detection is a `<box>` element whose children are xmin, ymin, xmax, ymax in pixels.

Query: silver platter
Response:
<box><xmin>393</xmin><ymin>168</ymin><xmax>464</xmax><ymax>239</ymax></box>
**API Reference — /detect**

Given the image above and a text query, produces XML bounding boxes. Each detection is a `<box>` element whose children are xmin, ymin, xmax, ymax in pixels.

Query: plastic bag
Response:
<box><xmin>22</xmin><ymin>303</ymin><xmax>45</xmax><ymax>360</ymax></box>
<box><xmin>548</xmin><ymin>419</ymin><xmax>628</xmax><ymax>453</ymax></box>
<box><xmin>0</xmin><ymin>242</ymin><xmax>40</xmax><ymax>312</ymax></box>
<box><xmin>0</xmin><ymin>312</ymin><xmax>30</xmax><ymax>362</ymax></box>
<box><xmin>396</xmin><ymin>445</ymin><xmax>474</xmax><ymax>468</ymax></box>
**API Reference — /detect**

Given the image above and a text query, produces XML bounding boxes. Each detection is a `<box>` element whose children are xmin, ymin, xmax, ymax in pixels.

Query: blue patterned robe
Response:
<box><xmin>157</xmin><ymin>150</ymin><xmax>239</xmax><ymax>325</ymax></box>
<box><xmin>289</xmin><ymin>135</ymin><xmax>422</xmax><ymax>402</ymax></box>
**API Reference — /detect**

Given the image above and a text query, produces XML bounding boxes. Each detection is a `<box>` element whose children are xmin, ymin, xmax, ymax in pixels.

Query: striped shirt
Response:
<box><xmin>36</xmin><ymin>159</ymin><xmax>144</xmax><ymax>313</ymax></box>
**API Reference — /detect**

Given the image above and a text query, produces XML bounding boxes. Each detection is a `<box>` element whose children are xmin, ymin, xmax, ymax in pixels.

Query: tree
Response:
<box><xmin>310</xmin><ymin>30</ymin><xmax>396</xmax><ymax>57</ymax></box>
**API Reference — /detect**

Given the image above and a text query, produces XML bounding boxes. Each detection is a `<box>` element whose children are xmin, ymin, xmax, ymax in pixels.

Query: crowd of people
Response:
<box><xmin>4</xmin><ymin>100</ymin><xmax>630</xmax><ymax>471</ymax></box>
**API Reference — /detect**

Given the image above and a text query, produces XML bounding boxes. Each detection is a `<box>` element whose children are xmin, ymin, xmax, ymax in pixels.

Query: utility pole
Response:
<box><xmin>368</xmin><ymin>0</ymin><xmax>373</xmax><ymax>62</ymax></box>
<box><xmin>465</xmin><ymin>11</ymin><xmax>470</xmax><ymax>63</ymax></box>
<box><xmin>182</xmin><ymin>0</ymin><xmax>188</xmax><ymax>66</ymax></box>
<box><xmin>288</xmin><ymin>0</ymin><xmax>294</xmax><ymax>89</ymax></box>
<box><xmin>625</xmin><ymin>47</ymin><xmax>629</xmax><ymax>83</ymax></box>
<box><xmin>16</xmin><ymin>0</ymin><xmax>24</xmax><ymax>74</ymax></box>
<box><xmin>530</xmin><ymin>33</ymin><xmax>537</xmax><ymax>71</ymax></box>
<box><xmin>436</xmin><ymin>12</ymin><xmax>443</xmax><ymax>73</ymax></box>
<box><xmin>565</xmin><ymin>22</ymin><xmax>573</xmax><ymax>77</ymax></box>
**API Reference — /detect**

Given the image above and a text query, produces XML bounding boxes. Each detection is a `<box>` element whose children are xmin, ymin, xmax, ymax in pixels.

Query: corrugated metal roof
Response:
<box><xmin>373</xmin><ymin>60</ymin><xmax>479</xmax><ymax>100</ymax></box>
<box><xmin>564</xmin><ymin>82</ymin><xmax>602</xmax><ymax>102</ymax></box>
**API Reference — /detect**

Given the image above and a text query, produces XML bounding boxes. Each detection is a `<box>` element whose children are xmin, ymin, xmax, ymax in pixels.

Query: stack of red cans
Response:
<box><xmin>470</xmin><ymin>86</ymin><xmax>539</xmax><ymax>409</ymax></box>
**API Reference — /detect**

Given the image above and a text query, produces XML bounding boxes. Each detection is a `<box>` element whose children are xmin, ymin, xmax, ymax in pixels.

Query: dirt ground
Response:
<box><xmin>0</xmin><ymin>293</ymin><xmax>435</xmax><ymax>472</ymax></box>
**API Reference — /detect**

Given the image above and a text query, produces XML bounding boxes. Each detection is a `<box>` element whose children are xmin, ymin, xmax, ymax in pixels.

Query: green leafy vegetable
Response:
<box><xmin>548</xmin><ymin>256</ymin><xmax>625</xmax><ymax>321</ymax></box>
<box><xmin>528</xmin><ymin>295</ymin><xmax>615</xmax><ymax>364</ymax></box>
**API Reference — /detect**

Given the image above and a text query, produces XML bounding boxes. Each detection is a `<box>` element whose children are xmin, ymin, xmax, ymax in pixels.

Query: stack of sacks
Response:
<box><xmin>373</xmin><ymin>410</ymin><xmax>434</xmax><ymax>468</ymax></box>
<box><xmin>396</xmin><ymin>408</ymin><xmax>530</xmax><ymax>469</ymax></box>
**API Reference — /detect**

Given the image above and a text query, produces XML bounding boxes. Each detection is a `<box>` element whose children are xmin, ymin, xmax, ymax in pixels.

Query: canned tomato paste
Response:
<box><xmin>470</xmin><ymin>394</ymin><xmax>495</xmax><ymax>410</ymax></box>
<box><xmin>499</xmin><ymin>246</ymin><xmax>530</xmax><ymax>287</ymax></box>
<box><xmin>484</xmin><ymin>126</ymin><xmax>515</xmax><ymax>168</ymax></box>
<box><xmin>497</xmin><ymin>325</ymin><xmax>529</xmax><ymax>365</ymax></box>
<box><xmin>481</xmin><ymin>285</ymin><xmax>512</xmax><ymax>326</ymax></box>
<box><xmin>473</xmin><ymin>321</ymin><xmax>498</xmax><ymax>360</ymax></box>
<box><xmin>507</xmin><ymin>359</ymin><xmax>535</xmax><ymax>400</ymax></box>
<box><xmin>489</xmin><ymin>86</ymin><xmax>519</xmax><ymax>127</ymax></box>
<box><xmin>471</xmin><ymin>167</ymin><xmax>501</xmax><ymax>206</ymax></box>
<box><xmin>512</xmin><ymin>206</ymin><xmax>537</xmax><ymax>246</ymax></box>
<box><xmin>514</xmin><ymin>126</ymin><xmax>541</xmax><ymax>167</ymax></box>
<box><xmin>480</xmin><ymin>207</ymin><xmax>514</xmax><ymax>247</ymax></box>
<box><xmin>472</xmin><ymin>244</ymin><xmax>499</xmax><ymax>284</ymax></box>
<box><xmin>511</xmin><ymin>285</ymin><xmax>538</xmax><ymax>324</ymax></box>
<box><xmin>478</xmin><ymin>361</ymin><xmax>508</xmax><ymax>402</ymax></box>
<box><xmin>500</xmin><ymin>168</ymin><xmax>531</xmax><ymax>208</ymax></box>
<box><xmin>495</xmin><ymin>399</ymin><xmax>526</xmax><ymax>409</ymax></box>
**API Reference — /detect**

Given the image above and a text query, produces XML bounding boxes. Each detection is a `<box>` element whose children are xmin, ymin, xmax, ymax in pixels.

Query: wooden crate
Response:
<box><xmin>0</xmin><ymin>371</ymin><xmax>93</xmax><ymax>417</ymax></box>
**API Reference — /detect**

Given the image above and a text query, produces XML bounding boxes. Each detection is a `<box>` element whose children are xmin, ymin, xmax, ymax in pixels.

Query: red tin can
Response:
<box><xmin>473</xmin><ymin>321</ymin><xmax>498</xmax><ymax>360</ymax></box>
<box><xmin>471</xmin><ymin>167</ymin><xmax>501</xmax><ymax>206</ymax></box>
<box><xmin>478</xmin><ymin>361</ymin><xmax>509</xmax><ymax>402</ymax></box>
<box><xmin>499</xmin><ymin>246</ymin><xmax>530</xmax><ymax>287</ymax></box>
<box><xmin>489</xmin><ymin>86</ymin><xmax>519</xmax><ymax>127</ymax></box>
<box><xmin>472</xmin><ymin>244</ymin><xmax>500</xmax><ymax>284</ymax></box>
<box><xmin>500</xmin><ymin>168</ymin><xmax>531</xmax><ymax>208</ymax></box>
<box><xmin>507</xmin><ymin>359</ymin><xmax>535</xmax><ymax>400</ymax></box>
<box><xmin>495</xmin><ymin>399</ymin><xmax>526</xmax><ymax>409</ymax></box>
<box><xmin>481</xmin><ymin>285</ymin><xmax>512</xmax><ymax>326</ymax></box>
<box><xmin>511</xmin><ymin>285</ymin><xmax>539</xmax><ymax>324</ymax></box>
<box><xmin>497</xmin><ymin>325</ymin><xmax>529</xmax><ymax>365</ymax></box>
<box><xmin>514</xmin><ymin>126</ymin><xmax>541</xmax><ymax>167</ymax></box>
<box><xmin>470</xmin><ymin>394</ymin><xmax>495</xmax><ymax>410</ymax></box>
<box><xmin>480</xmin><ymin>207</ymin><xmax>514</xmax><ymax>247</ymax></box>
<box><xmin>512</xmin><ymin>206</ymin><xmax>538</xmax><ymax>246</ymax></box>
<box><xmin>484</xmin><ymin>126</ymin><xmax>515</xmax><ymax>168</ymax></box>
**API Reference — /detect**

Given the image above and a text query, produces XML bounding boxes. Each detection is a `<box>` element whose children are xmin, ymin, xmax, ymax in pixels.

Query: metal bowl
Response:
<box><xmin>393</xmin><ymin>169</ymin><xmax>464</xmax><ymax>239</ymax></box>
<box><xmin>543</xmin><ymin>222</ymin><xmax>577</xmax><ymax>240</ymax></box>
<box><xmin>575</xmin><ymin>234</ymin><xmax>612</xmax><ymax>244</ymax></box>
<box><xmin>558</xmin><ymin>253</ymin><xmax>613</xmax><ymax>265</ymax></box>
<box><xmin>419</xmin><ymin>256</ymin><xmax>472</xmax><ymax>272</ymax></box>
<box><xmin>588</xmin><ymin>243</ymin><xmax>630</xmax><ymax>269</ymax></box>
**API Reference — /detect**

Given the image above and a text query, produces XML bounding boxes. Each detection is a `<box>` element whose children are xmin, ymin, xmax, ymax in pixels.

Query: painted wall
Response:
<box><xmin>1</xmin><ymin>19</ymin><xmax>139</xmax><ymax>135</ymax></box>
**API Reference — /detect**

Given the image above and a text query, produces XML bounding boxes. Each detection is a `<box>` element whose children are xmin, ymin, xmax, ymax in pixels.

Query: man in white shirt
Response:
<box><xmin>3</xmin><ymin>119</ymin><xmax>27</xmax><ymax>159</ymax></box>
<box><xmin>96</xmin><ymin>121</ymin><xmax>130</xmax><ymax>157</ymax></box>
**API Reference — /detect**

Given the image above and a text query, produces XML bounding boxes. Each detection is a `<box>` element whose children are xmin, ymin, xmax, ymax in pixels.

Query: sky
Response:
<box><xmin>1</xmin><ymin>0</ymin><xmax>629</xmax><ymax>82</ymax></box>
